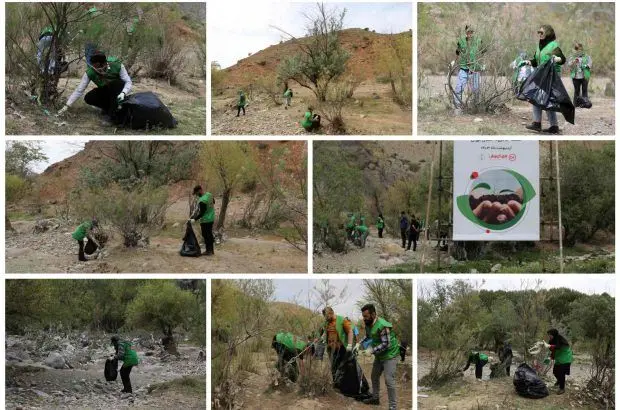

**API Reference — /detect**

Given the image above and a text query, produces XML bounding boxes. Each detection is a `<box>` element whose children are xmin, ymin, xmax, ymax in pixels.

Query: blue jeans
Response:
<box><xmin>533</xmin><ymin>105</ymin><xmax>558</xmax><ymax>126</ymax></box>
<box><xmin>37</xmin><ymin>35</ymin><xmax>56</xmax><ymax>74</ymax></box>
<box><xmin>454</xmin><ymin>69</ymin><xmax>480</xmax><ymax>107</ymax></box>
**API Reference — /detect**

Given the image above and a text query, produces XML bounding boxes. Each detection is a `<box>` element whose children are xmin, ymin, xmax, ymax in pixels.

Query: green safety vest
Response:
<box><xmin>198</xmin><ymin>192</ymin><xmax>215</xmax><ymax>223</ymax></box>
<box><xmin>356</xmin><ymin>224</ymin><xmax>368</xmax><ymax>233</ymax></box>
<box><xmin>120</xmin><ymin>341</ymin><xmax>139</xmax><ymax>367</ymax></box>
<box><xmin>40</xmin><ymin>26</ymin><xmax>54</xmax><ymax>38</ymax></box>
<box><xmin>553</xmin><ymin>345</ymin><xmax>573</xmax><ymax>365</ymax></box>
<box><xmin>457</xmin><ymin>36</ymin><xmax>482</xmax><ymax>71</ymax></box>
<box><xmin>470</xmin><ymin>351</ymin><xmax>488</xmax><ymax>362</ymax></box>
<box><xmin>346</xmin><ymin>215</ymin><xmax>356</xmax><ymax>229</ymax></box>
<box><xmin>570</xmin><ymin>54</ymin><xmax>591</xmax><ymax>80</ymax></box>
<box><xmin>368</xmin><ymin>317</ymin><xmax>400</xmax><ymax>361</ymax></box>
<box><xmin>535</xmin><ymin>40</ymin><xmax>561</xmax><ymax>73</ymax></box>
<box><xmin>301</xmin><ymin>111</ymin><xmax>313</xmax><ymax>129</ymax></box>
<box><xmin>86</xmin><ymin>57</ymin><xmax>122</xmax><ymax>87</ymax></box>
<box><xmin>72</xmin><ymin>221</ymin><xmax>92</xmax><ymax>241</ymax></box>
<box><xmin>283</xmin><ymin>89</ymin><xmax>292</xmax><ymax>97</ymax></box>
<box><xmin>376</xmin><ymin>217</ymin><xmax>384</xmax><ymax>229</ymax></box>
<box><xmin>237</xmin><ymin>93</ymin><xmax>246</xmax><ymax>107</ymax></box>
<box><xmin>275</xmin><ymin>332</ymin><xmax>307</xmax><ymax>352</ymax></box>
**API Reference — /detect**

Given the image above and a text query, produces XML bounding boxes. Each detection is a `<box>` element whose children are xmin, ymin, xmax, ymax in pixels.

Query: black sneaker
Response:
<box><xmin>525</xmin><ymin>122</ymin><xmax>541</xmax><ymax>132</ymax></box>
<box><xmin>362</xmin><ymin>396</ymin><xmax>380</xmax><ymax>405</ymax></box>
<box><xmin>542</xmin><ymin>125</ymin><xmax>560</xmax><ymax>134</ymax></box>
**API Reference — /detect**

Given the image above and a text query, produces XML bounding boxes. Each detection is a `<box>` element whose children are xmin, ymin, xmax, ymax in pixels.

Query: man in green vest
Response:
<box><xmin>189</xmin><ymin>185</ymin><xmax>216</xmax><ymax>256</ymax></box>
<box><xmin>451</xmin><ymin>25</ymin><xmax>483</xmax><ymax>112</ymax></box>
<box><xmin>301</xmin><ymin>106</ymin><xmax>321</xmax><ymax>132</ymax></box>
<box><xmin>322</xmin><ymin>306</ymin><xmax>354</xmax><ymax>383</ymax></box>
<box><xmin>360</xmin><ymin>304</ymin><xmax>400</xmax><ymax>409</ymax></box>
<box><xmin>463</xmin><ymin>348</ymin><xmax>489</xmax><ymax>380</ymax></box>
<box><xmin>345</xmin><ymin>212</ymin><xmax>356</xmax><ymax>241</ymax></box>
<box><xmin>355</xmin><ymin>217</ymin><xmax>369</xmax><ymax>248</ymax></box>
<box><xmin>376</xmin><ymin>213</ymin><xmax>385</xmax><ymax>238</ymax></box>
<box><xmin>523</xmin><ymin>25</ymin><xmax>566</xmax><ymax>134</ymax></box>
<box><xmin>111</xmin><ymin>335</ymin><xmax>139</xmax><ymax>394</ymax></box>
<box><xmin>71</xmin><ymin>218</ymin><xmax>101</xmax><ymax>262</ymax></box>
<box><xmin>236</xmin><ymin>90</ymin><xmax>247</xmax><ymax>116</ymax></box>
<box><xmin>57</xmin><ymin>51</ymin><xmax>133</xmax><ymax>118</ymax></box>
<box><xmin>568</xmin><ymin>42</ymin><xmax>592</xmax><ymax>108</ymax></box>
<box><xmin>272</xmin><ymin>332</ymin><xmax>307</xmax><ymax>382</ymax></box>
<box><xmin>283</xmin><ymin>87</ymin><xmax>293</xmax><ymax>108</ymax></box>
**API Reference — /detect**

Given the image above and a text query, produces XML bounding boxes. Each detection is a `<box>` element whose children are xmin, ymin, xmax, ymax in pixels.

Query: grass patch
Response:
<box><xmin>147</xmin><ymin>376</ymin><xmax>206</xmax><ymax>396</ymax></box>
<box><xmin>6</xmin><ymin>211</ymin><xmax>39</xmax><ymax>221</ymax></box>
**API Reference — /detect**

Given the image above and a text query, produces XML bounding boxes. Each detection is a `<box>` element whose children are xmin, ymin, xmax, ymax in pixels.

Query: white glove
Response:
<box><xmin>352</xmin><ymin>343</ymin><xmax>360</xmax><ymax>353</ymax></box>
<box><xmin>543</xmin><ymin>341</ymin><xmax>551</xmax><ymax>348</ymax></box>
<box><xmin>56</xmin><ymin>105</ymin><xmax>69</xmax><ymax>116</ymax></box>
<box><xmin>449</xmin><ymin>60</ymin><xmax>455</xmax><ymax>68</ymax></box>
<box><xmin>346</xmin><ymin>344</ymin><xmax>353</xmax><ymax>352</ymax></box>
<box><xmin>117</xmin><ymin>92</ymin><xmax>126</xmax><ymax>103</ymax></box>
<box><xmin>480</xmin><ymin>64</ymin><xmax>486</xmax><ymax>71</ymax></box>
<box><xmin>524</xmin><ymin>60</ymin><xmax>532</xmax><ymax>66</ymax></box>
<box><xmin>552</xmin><ymin>55</ymin><xmax>562</xmax><ymax>64</ymax></box>
<box><xmin>188</xmin><ymin>219</ymin><xmax>195</xmax><ymax>223</ymax></box>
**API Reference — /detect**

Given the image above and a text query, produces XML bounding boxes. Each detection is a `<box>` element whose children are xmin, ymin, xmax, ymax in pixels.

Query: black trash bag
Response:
<box><xmin>104</xmin><ymin>358</ymin><xmax>118</xmax><ymax>381</ymax></box>
<box><xmin>517</xmin><ymin>60</ymin><xmax>575</xmax><ymax>124</ymax></box>
<box><xmin>575</xmin><ymin>96</ymin><xmax>593</xmax><ymax>109</ymax></box>
<box><xmin>180</xmin><ymin>222</ymin><xmax>201</xmax><ymax>257</ymax></box>
<box><xmin>513</xmin><ymin>363</ymin><xmax>549</xmax><ymax>399</ymax></box>
<box><xmin>116</xmin><ymin>92</ymin><xmax>177</xmax><ymax>129</ymax></box>
<box><xmin>84</xmin><ymin>238</ymin><xmax>98</xmax><ymax>255</ymax></box>
<box><xmin>334</xmin><ymin>353</ymin><xmax>370</xmax><ymax>399</ymax></box>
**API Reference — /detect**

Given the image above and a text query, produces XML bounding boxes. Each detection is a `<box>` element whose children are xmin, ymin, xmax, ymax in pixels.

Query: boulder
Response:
<box><xmin>44</xmin><ymin>352</ymin><xmax>66</xmax><ymax>369</ymax></box>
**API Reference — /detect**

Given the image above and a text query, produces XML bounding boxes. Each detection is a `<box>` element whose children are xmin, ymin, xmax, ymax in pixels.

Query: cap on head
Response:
<box><xmin>111</xmin><ymin>335</ymin><xmax>119</xmax><ymax>344</ymax></box>
<box><xmin>90</xmin><ymin>51</ymin><xmax>107</xmax><ymax>66</ymax></box>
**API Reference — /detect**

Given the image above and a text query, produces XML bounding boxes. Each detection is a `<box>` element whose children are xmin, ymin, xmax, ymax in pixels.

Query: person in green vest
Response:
<box><xmin>322</xmin><ymin>307</ymin><xmax>355</xmax><ymax>383</ymax></box>
<box><xmin>345</xmin><ymin>212</ymin><xmax>356</xmax><ymax>241</ymax></box>
<box><xmin>463</xmin><ymin>348</ymin><xmax>488</xmax><ymax>380</ymax></box>
<box><xmin>376</xmin><ymin>213</ymin><xmax>385</xmax><ymax>238</ymax></box>
<box><xmin>545</xmin><ymin>328</ymin><xmax>573</xmax><ymax>395</ymax></box>
<box><xmin>451</xmin><ymin>25</ymin><xmax>484</xmax><ymax>112</ymax></box>
<box><xmin>568</xmin><ymin>42</ymin><xmax>592</xmax><ymax>108</ymax></box>
<box><xmin>283</xmin><ymin>87</ymin><xmax>293</xmax><ymax>108</ymax></box>
<box><xmin>189</xmin><ymin>185</ymin><xmax>216</xmax><ymax>256</ymax></box>
<box><xmin>301</xmin><ymin>106</ymin><xmax>321</xmax><ymax>132</ymax></box>
<box><xmin>37</xmin><ymin>25</ymin><xmax>58</xmax><ymax>74</ymax></box>
<box><xmin>236</xmin><ymin>90</ymin><xmax>247</xmax><ymax>117</ymax></box>
<box><xmin>71</xmin><ymin>218</ymin><xmax>101</xmax><ymax>262</ymax></box>
<box><xmin>272</xmin><ymin>332</ymin><xmax>307</xmax><ymax>382</ymax></box>
<box><xmin>355</xmin><ymin>217</ymin><xmax>369</xmax><ymax>248</ymax></box>
<box><xmin>57</xmin><ymin>51</ymin><xmax>133</xmax><ymax>117</ymax></box>
<box><xmin>111</xmin><ymin>335</ymin><xmax>139</xmax><ymax>394</ymax></box>
<box><xmin>523</xmin><ymin>25</ymin><xmax>566</xmax><ymax>134</ymax></box>
<box><xmin>360</xmin><ymin>304</ymin><xmax>400</xmax><ymax>409</ymax></box>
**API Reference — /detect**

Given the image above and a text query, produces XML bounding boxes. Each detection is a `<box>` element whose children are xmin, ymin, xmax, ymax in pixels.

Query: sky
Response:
<box><xmin>418</xmin><ymin>277</ymin><xmax>616</xmax><ymax>298</ymax></box>
<box><xmin>30</xmin><ymin>140</ymin><xmax>85</xmax><ymax>173</ymax></box>
<box><xmin>273</xmin><ymin>279</ymin><xmax>369</xmax><ymax>320</ymax></box>
<box><xmin>209</xmin><ymin>2</ymin><xmax>413</xmax><ymax>68</ymax></box>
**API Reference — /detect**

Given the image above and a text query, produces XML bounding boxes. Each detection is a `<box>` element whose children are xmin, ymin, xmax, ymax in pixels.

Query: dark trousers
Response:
<box><xmin>407</xmin><ymin>233</ymin><xmax>417</xmax><ymax>251</ymax></box>
<box><xmin>84</xmin><ymin>80</ymin><xmax>126</xmax><ymax>115</ymax></box>
<box><xmin>400</xmin><ymin>228</ymin><xmax>407</xmax><ymax>248</ymax></box>
<box><xmin>237</xmin><ymin>106</ymin><xmax>245</xmax><ymax>116</ymax></box>
<box><xmin>378</xmin><ymin>228</ymin><xmax>383</xmax><ymax>238</ymax></box>
<box><xmin>572</xmin><ymin>78</ymin><xmax>589</xmax><ymax>102</ymax></box>
<box><xmin>120</xmin><ymin>365</ymin><xmax>133</xmax><ymax>393</ymax></box>
<box><xmin>475</xmin><ymin>358</ymin><xmax>487</xmax><ymax>379</ymax></box>
<box><xmin>77</xmin><ymin>240</ymin><xmax>86</xmax><ymax>262</ymax></box>
<box><xmin>553</xmin><ymin>363</ymin><xmax>570</xmax><ymax>389</ymax></box>
<box><xmin>399</xmin><ymin>342</ymin><xmax>408</xmax><ymax>362</ymax></box>
<box><xmin>200</xmin><ymin>222</ymin><xmax>214</xmax><ymax>255</ymax></box>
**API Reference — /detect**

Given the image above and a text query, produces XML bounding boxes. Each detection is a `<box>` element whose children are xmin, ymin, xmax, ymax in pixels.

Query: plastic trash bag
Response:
<box><xmin>84</xmin><ymin>238</ymin><xmax>98</xmax><ymax>255</ymax></box>
<box><xmin>180</xmin><ymin>222</ymin><xmax>201</xmax><ymax>257</ymax></box>
<box><xmin>116</xmin><ymin>92</ymin><xmax>177</xmax><ymax>129</ymax></box>
<box><xmin>334</xmin><ymin>353</ymin><xmax>370</xmax><ymax>399</ymax></box>
<box><xmin>104</xmin><ymin>358</ymin><xmax>118</xmax><ymax>381</ymax></box>
<box><xmin>513</xmin><ymin>363</ymin><xmax>549</xmax><ymax>399</ymax></box>
<box><xmin>517</xmin><ymin>60</ymin><xmax>575</xmax><ymax>124</ymax></box>
<box><xmin>575</xmin><ymin>96</ymin><xmax>592</xmax><ymax>109</ymax></box>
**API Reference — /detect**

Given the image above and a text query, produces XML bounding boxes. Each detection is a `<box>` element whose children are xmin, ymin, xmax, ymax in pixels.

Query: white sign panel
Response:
<box><xmin>453</xmin><ymin>141</ymin><xmax>540</xmax><ymax>241</ymax></box>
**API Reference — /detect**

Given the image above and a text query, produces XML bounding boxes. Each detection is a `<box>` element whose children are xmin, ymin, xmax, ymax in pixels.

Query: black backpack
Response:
<box><xmin>104</xmin><ymin>358</ymin><xmax>118</xmax><ymax>381</ymax></box>
<box><xmin>180</xmin><ymin>222</ymin><xmax>201</xmax><ymax>257</ymax></box>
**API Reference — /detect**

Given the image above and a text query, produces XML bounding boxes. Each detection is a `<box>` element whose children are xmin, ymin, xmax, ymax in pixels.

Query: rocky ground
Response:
<box><xmin>6</xmin><ymin>332</ymin><xmax>206</xmax><ymax>409</ymax></box>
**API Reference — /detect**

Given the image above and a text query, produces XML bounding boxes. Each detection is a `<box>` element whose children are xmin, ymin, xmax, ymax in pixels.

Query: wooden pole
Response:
<box><xmin>554</xmin><ymin>141</ymin><xmax>564</xmax><ymax>273</ymax></box>
<box><xmin>420</xmin><ymin>142</ymin><xmax>437</xmax><ymax>273</ymax></box>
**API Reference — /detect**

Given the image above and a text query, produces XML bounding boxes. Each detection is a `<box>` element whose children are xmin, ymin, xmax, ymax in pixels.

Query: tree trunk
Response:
<box><xmin>216</xmin><ymin>188</ymin><xmax>232</xmax><ymax>230</ymax></box>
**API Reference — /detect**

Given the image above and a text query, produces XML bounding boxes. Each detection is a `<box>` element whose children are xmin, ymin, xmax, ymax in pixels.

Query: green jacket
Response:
<box><xmin>367</xmin><ymin>317</ymin><xmax>400</xmax><ymax>361</ymax></box>
<box><xmin>72</xmin><ymin>221</ymin><xmax>93</xmax><ymax>241</ymax></box>
<box><xmin>346</xmin><ymin>214</ymin><xmax>356</xmax><ymax>229</ymax></box>
<box><xmin>301</xmin><ymin>111</ymin><xmax>313</xmax><ymax>129</ymax></box>
<box><xmin>552</xmin><ymin>345</ymin><xmax>573</xmax><ymax>365</ymax></box>
<box><xmin>468</xmin><ymin>351</ymin><xmax>488</xmax><ymax>362</ymax></box>
<box><xmin>275</xmin><ymin>332</ymin><xmax>307</xmax><ymax>352</ymax></box>
<box><xmin>376</xmin><ymin>217</ymin><xmax>384</xmax><ymax>229</ymax></box>
<box><xmin>283</xmin><ymin>89</ymin><xmax>292</xmax><ymax>98</ymax></box>
<box><xmin>86</xmin><ymin>57</ymin><xmax>122</xmax><ymax>87</ymax></box>
<box><xmin>198</xmin><ymin>192</ymin><xmax>215</xmax><ymax>223</ymax></box>
<box><xmin>535</xmin><ymin>40</ymin><xmax>561</xmax><ymax>73</ymax></box>
<box><xmin>569</xmin><ymin>53</ymin><xmax>591</xmax><ymax>80</ymax></box>
<box><xmin>457</xmin><ymin>36</ymin><xmax>483</xmax><ymax>71</ymax></box>
<box><xmin>237</xmin><ymin>93</ymin><xmax>246</xmax><ymax>108</ymax></box>
<box><xmin>117</xmin><ymin>340</ymin><xmax>139</xmax><ymax>367</ymax></box>
<box><xmin>356</xmin><ymin>223</ymin><xmax>368</xmax><ymax>233</ymax></box>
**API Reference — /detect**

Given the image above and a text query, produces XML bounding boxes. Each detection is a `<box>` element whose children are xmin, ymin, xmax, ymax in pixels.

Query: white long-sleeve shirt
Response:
<box><xmin>66</xmin><ymin>64</ymin><xmax>132</xmax><ymax>106</ymax></box>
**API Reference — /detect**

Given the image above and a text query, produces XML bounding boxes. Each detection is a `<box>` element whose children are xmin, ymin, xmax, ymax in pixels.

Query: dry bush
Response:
<box><xmin>297</xmin><ymin>355</ymin><xmax>332</xmax><ymax>396</ymax></box>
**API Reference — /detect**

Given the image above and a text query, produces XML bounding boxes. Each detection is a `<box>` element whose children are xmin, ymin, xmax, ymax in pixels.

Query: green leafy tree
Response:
<box><xmin>6</xmin><ymin>141</ymin><xmax>48</xmax><ymax>178</ymax></box>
